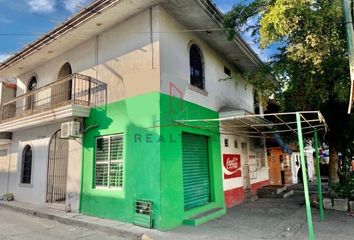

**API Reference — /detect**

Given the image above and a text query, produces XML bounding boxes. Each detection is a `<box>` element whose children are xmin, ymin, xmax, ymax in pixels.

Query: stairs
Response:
<box><xmin>257</xmin><ymin>185</ymin><xmax>294</xmax><ymax>199</ymax></box>
<box><xmin>287</xmin><ymin>182</ymin><xmax>329</xmax><ymax>195</ymax></box>
<box><xmin>183</xmin><ymin>208</ymin><xmax>226</xmax><ymax>226</ymax></box>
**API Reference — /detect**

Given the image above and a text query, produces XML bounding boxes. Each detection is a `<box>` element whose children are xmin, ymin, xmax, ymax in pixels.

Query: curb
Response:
<box><xmin>0</xmin><ymin>202</ymin><xmax>144</xmax><ymax>240</ymax></box>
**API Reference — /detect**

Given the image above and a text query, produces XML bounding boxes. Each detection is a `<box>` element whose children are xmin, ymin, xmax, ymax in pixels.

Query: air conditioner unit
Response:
<box><xmin>61</xmin><ymin>121</ymin><xmax>81</xmax><ymax>138</ymax></box>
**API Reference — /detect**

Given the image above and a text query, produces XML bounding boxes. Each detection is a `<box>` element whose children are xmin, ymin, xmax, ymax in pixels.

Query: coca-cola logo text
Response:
<box><xmin>223</xmin><ymin>154</ymin><xmax>241</xmax><ymax>179</ymax></box>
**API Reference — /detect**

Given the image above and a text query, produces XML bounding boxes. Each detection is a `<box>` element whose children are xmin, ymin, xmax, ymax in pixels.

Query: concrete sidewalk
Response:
<box><xmin>149</xmin><ymin>195</ymin><xmax>354</xmax><ymax>240</ymax></box>
<box><xmin>1</xmin><ymin>195</ymin><xmax>354</xmax><ymax>240</ymax></box>
<box><xmin>0</xmin><ymin>200</ymin><xmax>155</xmax><ymax>240</ymax></box>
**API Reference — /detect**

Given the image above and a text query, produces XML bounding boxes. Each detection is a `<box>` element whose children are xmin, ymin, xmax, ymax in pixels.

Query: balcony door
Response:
<box><xmin>51</xmin><ymin>62</ymin><xmax>72</xmax><ymax>106</ymax></box>
<box><xmin>25</xmin><ymin>76</ymin><xmax>37</xmax><ymax>110</ymax></box>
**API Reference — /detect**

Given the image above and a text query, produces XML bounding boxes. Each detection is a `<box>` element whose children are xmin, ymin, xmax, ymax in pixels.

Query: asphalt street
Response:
<box><xmin>0</xmin><ymin>207</ymin><xmax>124</xmax><ymax>240</ymax></box>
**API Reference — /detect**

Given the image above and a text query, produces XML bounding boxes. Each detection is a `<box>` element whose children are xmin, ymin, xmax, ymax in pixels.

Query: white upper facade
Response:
<box><xmin>0</xmin><ymin>0</ymin><xmax>264</xmax><ymax>114</ymax></box>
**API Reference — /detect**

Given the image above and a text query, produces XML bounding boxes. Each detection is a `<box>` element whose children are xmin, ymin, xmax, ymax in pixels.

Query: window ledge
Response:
<box><xmin>188</xmin><ymin>84</ymin><xmax>208</xmax><ymax>96</ymax></box>
<box><xmin>18</xmin><ymin>183</ymin><xmax>33</xmax><ymax>188</ymax></box>
<box><xmin>94</xmin><ymin>187</ymin><xmax>123</xmax><ymax>191</ymax></box>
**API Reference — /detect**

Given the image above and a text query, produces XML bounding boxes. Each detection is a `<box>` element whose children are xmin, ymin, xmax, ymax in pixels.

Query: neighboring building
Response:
<box><xmin>0</xmin><ymin>0</ymin><xmax>268</xmax><ymax>230</ymax></box>
<box><xmin>267</xmin><ymin>147</ymin><xmax>292</xmax><ymax>185</ymax></box>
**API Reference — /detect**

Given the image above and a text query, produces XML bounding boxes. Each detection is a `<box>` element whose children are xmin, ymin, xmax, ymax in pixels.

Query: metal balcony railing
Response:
<box><xmin>1</xmin><ymin>73</ymin><xmax>107</xmax><ymax>121</ymax></box>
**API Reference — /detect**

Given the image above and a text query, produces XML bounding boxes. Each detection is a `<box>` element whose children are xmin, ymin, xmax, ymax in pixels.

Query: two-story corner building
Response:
<box><xmin>0</xmin><ymin>0</ymin><xmax>269</xmax><ymax>230</ymax></box>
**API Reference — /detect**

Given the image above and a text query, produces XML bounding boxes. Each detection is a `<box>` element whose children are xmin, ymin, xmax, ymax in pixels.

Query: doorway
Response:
<box><xmin>241</xmin><ymin>142</ymin><xmax>251</xmax><ymax>190</ymax></box>
<box><xmin>267</xmin><ymin>148</ymin><xmax>282</xmax><ymax>185</ymax></box>
<box><xmin>52</xmin><ymin>62</ymin><xmax>72</xmax><ymax>106</ymax></box>
<box><xmin>182</xmin><ymin>133</ymin><xmax>211</xmax><ymax>210</ymax></box>
<box><xmin>46</xmin><ymin>130</ymin><xmax>69</xmax><ymax>203</ymax></box>
<box><xmin>25</xmin><ymin>76</ymin><xmax>37</xmax><ymax>110</ymax></box>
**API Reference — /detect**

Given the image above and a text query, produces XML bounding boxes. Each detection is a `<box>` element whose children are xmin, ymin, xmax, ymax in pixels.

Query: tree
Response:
<box><xmin>224</xmin><ymin>0</ymin><xmax>354</xmax><ymax>184</ymax></box>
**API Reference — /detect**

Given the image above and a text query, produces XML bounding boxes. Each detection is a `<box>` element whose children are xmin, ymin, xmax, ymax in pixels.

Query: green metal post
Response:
<box><xmin>314</xmin><ymin>129</ymin><xmax>325</xmax><ymax>221</ymax></box>
<box><xmin>342</xmin><ymin>0</ymin><xmax>354</xmax><ymax>113</ymax></box>
<box><xmin>296</xmin><ymin>113</ymin><xmax>315</xmax><ymax>240</ymax></box>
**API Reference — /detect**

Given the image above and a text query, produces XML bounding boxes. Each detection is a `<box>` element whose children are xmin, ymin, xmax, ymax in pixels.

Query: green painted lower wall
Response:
<box><xmin>159</xmin><ymin>93</ymin><xmax>225</xmax><ymax>230</ymax></box>
<box><xmin>80</xmin><ymin>92</ymin><xmax>225</xmax><ymax>230</ymax></box>
<box><xmin>81</xmin><ymin>92</ymin><xmax>162</xmax><ymax>226</ymax></box>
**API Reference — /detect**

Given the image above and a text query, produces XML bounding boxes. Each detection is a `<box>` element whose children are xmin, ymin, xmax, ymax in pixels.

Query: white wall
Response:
<box><xmin>5</xmin><ymin>122</ymin><xmax>81</xmax><ymax>209</ymax></box>
<box><xmin>8</xmin><ymin>124</ymin><xmax>60</xmax><ymax>204</ymax></box>
<box><xmin>16</xmin><ymin>7</ymin><xmax>161</xmax><ymax>105</ymax></box>
<box><xmin>0</xmin><ymin>144</ymin><xmax>11</xmax><ymax>197</ymax></box>
<box><xmin>65</xmin><ymin>138</ymin><xmax>82</xmax><ymax>212</ymax></box>
<box><xmin>159</xmin><ymin>7</ymin><xmax>255</xmax><ymax>113</ymax></box>
<box><xmin>220</xmin><ymin>133</ymin><xmax>268</xmax><ymax>192</ymax></box>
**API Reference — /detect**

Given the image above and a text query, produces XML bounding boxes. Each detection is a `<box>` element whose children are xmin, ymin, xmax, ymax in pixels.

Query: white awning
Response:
<box><xmin>175</xmin><ymin>111</ymin><xmax>328</xmax><ymax>139</ymax></box>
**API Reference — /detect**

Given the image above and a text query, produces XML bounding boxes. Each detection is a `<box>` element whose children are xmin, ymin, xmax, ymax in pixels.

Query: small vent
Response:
<box><xmin>133</xmin><ymin>200</ymin><xmax>153</xmax><ymax>228</ymax></box>
<box><xmin>234</xmin><ymin>140</ymin><xmax>238</xmax><ymax>149</ymax></box>
<box><xmin>224</xmin><ymin>138</ymin><xmax>229</xmax><ymax>147</ymax></box>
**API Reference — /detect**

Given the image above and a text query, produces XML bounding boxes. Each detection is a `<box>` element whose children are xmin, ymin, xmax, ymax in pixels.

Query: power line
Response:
<box><xmin>0</xmin><ymin>28</ymin><xmax>235</xmax><ymax>36</ymax></box>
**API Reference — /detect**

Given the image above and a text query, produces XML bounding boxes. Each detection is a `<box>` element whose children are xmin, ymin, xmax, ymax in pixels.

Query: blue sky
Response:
<box><xmin>0</xmin><ymin>0</ymin><xmax>271</xmax><ymax>62</ymax></box>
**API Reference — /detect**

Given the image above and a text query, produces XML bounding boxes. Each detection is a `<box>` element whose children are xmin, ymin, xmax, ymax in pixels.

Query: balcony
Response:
<box><xmin>0</xmin><ymin>73</ymin><xmax>107</xmax><ymax>132</ymax></box>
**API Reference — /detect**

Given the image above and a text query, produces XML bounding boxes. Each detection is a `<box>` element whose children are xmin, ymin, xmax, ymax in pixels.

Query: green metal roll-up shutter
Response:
<box><xmin>182</xmin><ymin>133</ymin><xmax>211</xmax><ymax>210</ymax></box>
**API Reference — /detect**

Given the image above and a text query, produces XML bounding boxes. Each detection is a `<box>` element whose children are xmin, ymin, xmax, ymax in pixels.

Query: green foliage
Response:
<box><xmin>224</xmin><ymin>0</ymin><xmax>345</xmax><ymax>67</ymax></box>
<box><xmin>224</xmin><ymin>0</ymin><xmax>354</xmax><ymax>183</ymax></box>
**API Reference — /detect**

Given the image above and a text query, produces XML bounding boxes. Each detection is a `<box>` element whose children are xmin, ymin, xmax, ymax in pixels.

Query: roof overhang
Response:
<box><xmin>0</xmin><ymin>0</ymin><xmax>264</xmax><ymax>78</ymax></box>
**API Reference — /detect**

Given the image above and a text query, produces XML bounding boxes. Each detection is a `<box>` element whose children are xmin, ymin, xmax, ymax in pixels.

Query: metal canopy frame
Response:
<box><xmin>176</xmin><ymin>111</ymin><xmax>327</xmax><ymax>240</ymax></box>
<box><xmin>176</xmin><ymin>111</ymin><xmax>328</xmax><ymax>138</ymax></box>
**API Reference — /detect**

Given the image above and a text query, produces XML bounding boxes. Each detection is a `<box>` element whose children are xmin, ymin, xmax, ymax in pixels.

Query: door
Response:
<box><xmin>267</xmin><ymin>150</ymin><xmax>281</xmax><ymax>185</ymax></box>
<box><xmin>241</xmin><ymin>142</ymin><xmax>251</xmax><ymax>190</ymax></box>
<box><xmin>291</xmin><ymin>154</ymin><xmax>300</xmax><ymax>184</ymax></box>
<box><xmin>182</xmin><ymin>133</ymin><xmax>211</xmax><ymax>210</ymax></box>
<box><xmin>25</xmin><ymin>76</ymin><xmax>37</xmax><ymax>110</ymax></box>
<box><xmin>51</xmin><ymin>63</ymin><xmax>72</xmax><ymax>106</ymax></box>
<box><xmin>46</xmin><ymin>130</ymin><xmax>69</xmax><ymax>203</ymax></box>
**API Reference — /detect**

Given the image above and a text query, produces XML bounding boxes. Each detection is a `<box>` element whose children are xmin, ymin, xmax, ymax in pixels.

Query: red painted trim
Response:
<box><xmin>224</xmin><ymin>187</ymin><xmax>245</xmax><ymax>208</ymax></box>
<box><xmin>4</xmin><ymin>83</ymin><xmax>17</xmax><ymax>89</ymax></box>
<box><xmin>224</xmin><ymin>179</ymin><xmax>270</xmax><ymax>208</ymax></box>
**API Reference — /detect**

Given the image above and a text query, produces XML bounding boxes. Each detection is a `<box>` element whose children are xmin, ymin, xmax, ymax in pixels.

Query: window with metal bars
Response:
<box><xmin>95</xmin><ymin>134</ymin><xmax>123</xmax><ymax>188</ymax></box>
<box><xmin>21</xmin><ymin>145</ymin><xmax>32</xmax><ymax>184</ymax></box>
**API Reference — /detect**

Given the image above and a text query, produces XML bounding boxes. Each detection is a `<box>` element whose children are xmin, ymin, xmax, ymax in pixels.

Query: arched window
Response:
<box><xmin>189</xmin><ymin>44</ymin><xmax>205</xmax><ymax>90</ymax></box>
<box><xmin>28</xmin><ymin>76</ymin><xmax>37</xmax><ymax>91</ymax></box>
<box><xmin>21</xmin><ymin>145</ymin><xmax>33</xmax><ymax>184</ymax></box>
<box><xmin>57</xmin><ymin>62</ymin><xmax>72</xmax><ymax>79</ymax></box>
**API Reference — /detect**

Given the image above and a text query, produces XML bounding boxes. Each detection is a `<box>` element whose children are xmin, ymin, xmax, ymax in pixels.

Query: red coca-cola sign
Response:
<box><xmin>223</xmin><ymin>154</ymin><xmax>241</xmax><ymax>179</ymax></box>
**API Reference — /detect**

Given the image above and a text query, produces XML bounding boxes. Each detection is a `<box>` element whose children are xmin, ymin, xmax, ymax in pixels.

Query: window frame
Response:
<box><xmin>20</xmin><ymin>144</ymin><xmax>33</xmax><ymax>185</ymax></box>
<box><xmin>189</xmin><ymin>43</ymin><xmax>205</xmax><ymax>90</ymax></box>
<box><xmin>94</xmin><ymin>134</ymin><xmax>124</xmax><ymax>189</ymax></box>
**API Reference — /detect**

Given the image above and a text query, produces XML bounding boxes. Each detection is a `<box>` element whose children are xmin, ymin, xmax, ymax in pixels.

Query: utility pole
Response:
<box><xmin>343</xmin><ymin>0</ymin><xmax>354</xmax><ymax>113</ymax></box>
